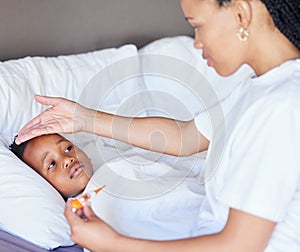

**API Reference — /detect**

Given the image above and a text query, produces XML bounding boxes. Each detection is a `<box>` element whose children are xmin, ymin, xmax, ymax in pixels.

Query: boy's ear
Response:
<box><xmin>232</xmin><ymin>0</ymin><xmax>252</xmax><ymax>28</ymax></box>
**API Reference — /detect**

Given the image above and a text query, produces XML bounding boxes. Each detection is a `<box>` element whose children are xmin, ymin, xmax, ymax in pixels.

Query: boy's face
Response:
<box><xmin>22</xmin><ymin>134</ymin><xmax>93</xmax><ymax>198</ymax></box>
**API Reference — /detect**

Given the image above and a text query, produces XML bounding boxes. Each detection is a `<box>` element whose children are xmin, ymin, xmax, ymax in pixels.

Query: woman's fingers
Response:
<box><xmin>64</xmin><ymin>200</ymin><xmax>86</xmax><ymax>224</ymax></box>
<box><xmin>16</xmin><ymin>95</ymin><xmax>61</xmax><ymax>142</ymax></box>
<box><xmin>15</xmin><ymin>111</ymin><xmax>57</xmax><ymax>144</ymax></box>
<box><xmin>34</xmin><ymin>94</ymin><xmax>62</xmax><ymax>106</ymax></box>
<box><xmin>15</xmin><ymin>116</ymin><xmax>45</xmax><ymax>144</ymax></box>
<box><xmin>83</xmin><ymin>204</ymin><xmax>98</xmax><ymax>220</ymax></box>
<box><xmin>16</xmin><ymin>122</ymin><xmax>60</xmax><ymax>144</ymax></box>
<box><xmin>16</xmin><ymin>94</ymin><xmax>91</xmax><ymax>144</ymax></box>
<box><xmin>15</xmin><ymin>95</ymin><xmax>79</xmax><ymax>144</ymax></box>
<box><xmin>65</xmin><ymin>200</ymin><xmax>122</xmax><ymax>251</ymax></box>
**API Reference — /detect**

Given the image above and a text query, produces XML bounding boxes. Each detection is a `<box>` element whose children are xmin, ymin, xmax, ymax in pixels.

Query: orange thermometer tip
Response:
<box><xmin>70</xmin><ymin>185</ymin><xmax>106</xmax><ymax>211</ymax></box>
<box><xmin>94</xmin><ymin>185</ymin><xmax>106</xmax><ymax>194</ymax></box>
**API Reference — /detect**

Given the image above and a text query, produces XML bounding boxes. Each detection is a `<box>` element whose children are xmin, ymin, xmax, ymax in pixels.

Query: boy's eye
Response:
<box><xmin>48</xmin><ymin>161</ymin><xmax>56</xmax><ymax>170</ymax></box>
<box><xmin>65</xmin><ymin>145</ymin><xmax>73</xmax><ymax>153</ymax></box>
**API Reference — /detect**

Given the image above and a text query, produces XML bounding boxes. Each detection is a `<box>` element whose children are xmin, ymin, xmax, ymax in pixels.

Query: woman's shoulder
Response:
<box><xmin>248</xmin><ymin>59</ymin><xmax>300</xmax><ymax>109</ymax></box>
<box><xmin>224</xmin><ymin>64</ymin><xmax>300</xmax><ymax>141</ymax></box>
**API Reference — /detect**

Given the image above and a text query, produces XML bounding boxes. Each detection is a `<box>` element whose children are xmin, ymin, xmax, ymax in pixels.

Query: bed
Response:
<box><xmin>0</xmin><ymin>1</ymin><xmax>253</xmax><ymax>251</ymax></box>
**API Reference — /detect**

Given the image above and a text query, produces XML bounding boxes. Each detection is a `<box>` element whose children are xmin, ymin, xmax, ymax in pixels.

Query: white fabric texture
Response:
<box><xmin>84</xmin><ymin>155</ymin><xmax>216</xmax><ymax>240</ymax></box>
<box><xmin>0</xmin><ymin>142</ymin><xmax>71</xmax><ymax>249</ymax></box>
<box><xmin>194</xmin><ymin>60</ymin><xmax>300</xmax><ymax>251</ymax></box>
<box><xmin>193</xmin><ymin>73</ymin><xmax>254</xmax><ymax>141</ymax></box>
<box><xmin>0</xmin><ymin>44</ymin><xmax>139</xmax><ymax>249</ymax></box>
<box><xmin>139</xmin><ymin>36</ymin><xmax>253</xmax><ymax>120</ymax></box>
<box><xmin>0</xmin><ymin>45</ymin><xmax>138</xmax><ymax>135</ymax></box>
<box><xmin>0</xmin><ymin>36</ymin><xmax>253</xmax><ymax>249</ymax></box>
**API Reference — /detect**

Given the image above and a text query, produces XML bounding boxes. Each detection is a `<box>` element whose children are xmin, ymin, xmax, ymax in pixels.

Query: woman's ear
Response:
<box><xmin>232</xmin><ymin>0</ymin><xmax>252</xmax><ymax>28</ymax></box>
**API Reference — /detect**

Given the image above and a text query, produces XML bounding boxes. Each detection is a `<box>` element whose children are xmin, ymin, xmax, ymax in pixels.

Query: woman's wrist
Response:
<box><xmin>115</xmin><ymin>234</ymin><xmax>139</xmax><ymax>252</ymax></box>
<box><xmin>81</xmin><ymin>107</ymin><xmax>99</xmax><ymax>133</ymax></box>
<box><xmin>82</xmin><ymin>108</ymin><xmax>113</xmax><ymax>137</ymax></box>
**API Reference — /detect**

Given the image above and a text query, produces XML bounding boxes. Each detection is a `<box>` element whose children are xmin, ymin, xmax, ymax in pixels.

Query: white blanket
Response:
<box><xmin>85</xmin><ymin>154</ymin><xmax>221</xmax><ymax>240</ymax></box>
<box><xmin>0</xmin><ymin>36</ymin><xmax>253</xmax><ymax>249</ymax></box>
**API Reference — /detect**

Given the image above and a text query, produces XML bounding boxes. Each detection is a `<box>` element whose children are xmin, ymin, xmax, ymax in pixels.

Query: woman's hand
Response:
<box><xmin>16</xmin><ymin>95</ymin><xmax>93</xmax><ymax>144</ymax></box>
<box><xmin>64</xmin><ymin>201</ymin><xmax>121</xmax><ymax>252</ymax></box>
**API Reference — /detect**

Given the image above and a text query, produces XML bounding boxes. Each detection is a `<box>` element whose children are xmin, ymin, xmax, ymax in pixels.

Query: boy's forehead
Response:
<box><xmin>28</xmin><ymin>134</ymin><xmax>67</xmax><ymax>151</ymax></box>
<box><xmin>34</xmin><ymin>134</ymin><xmax>65</xmax><ymax>143</ymax></box>
<box><xmin>24</xmin><ymin>135</ymin><xmax>67</xmax><ymax>162</ymax></box>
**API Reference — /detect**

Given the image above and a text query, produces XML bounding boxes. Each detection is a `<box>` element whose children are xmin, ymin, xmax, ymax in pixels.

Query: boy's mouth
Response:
<box><xmin>69</xmin><ymin>163</ymin><xmax>84</xmax><ymax>179</ymax></box>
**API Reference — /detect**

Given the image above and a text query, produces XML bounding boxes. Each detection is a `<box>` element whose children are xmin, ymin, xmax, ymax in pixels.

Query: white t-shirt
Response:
<box><xmin>194</xmin><ymin>59</ymin><xmax>300</xmax><ymax>251</ymax></box>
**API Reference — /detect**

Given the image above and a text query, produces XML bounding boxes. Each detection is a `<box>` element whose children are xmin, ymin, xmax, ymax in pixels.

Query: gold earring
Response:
<box><xmin>237</xmin><ymin>27</ymin><xmax>249</xmax><ymax>42</ymax></box>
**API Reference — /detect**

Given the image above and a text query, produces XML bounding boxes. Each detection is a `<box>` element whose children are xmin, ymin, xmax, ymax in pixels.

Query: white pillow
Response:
<box><xmin>0</xmin><ymin>44</ymin><xmax>139</xmax><ymax>249</ymax></box>
<box><xmin>139</xmin><ymin>36</ymin><xmax>254</xmax><ymax>119</ymax></box>
<box><xmin>0</xmin><ymin>44</ymin><xmax>138</xmax><ymax>135</ymax></box>
<box><xmin>0</xmin><ymin>36</ymin><xmax>253</xmax><ymax>249</ymax></box>
<box><xmin>0</xmin><ymin>137</ymin><xmax>73</xmax><ymax>249</ymax></box>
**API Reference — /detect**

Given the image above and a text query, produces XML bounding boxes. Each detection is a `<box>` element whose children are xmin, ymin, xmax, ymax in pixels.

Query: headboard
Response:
<box><xmin>0</xmin><ymin>0</ymin><xmax>193</xmax><ymax>61</ymax></box>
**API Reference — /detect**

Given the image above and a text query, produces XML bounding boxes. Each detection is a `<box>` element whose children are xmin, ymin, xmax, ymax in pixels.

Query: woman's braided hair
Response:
<box><xmin>216</xmin><ymin>0</ymin><xmax>300</xmax><ymax>50</ymax></box>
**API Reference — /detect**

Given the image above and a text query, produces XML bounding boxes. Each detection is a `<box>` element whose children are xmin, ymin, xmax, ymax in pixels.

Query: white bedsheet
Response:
<box><xmin>84</xmin><ymin>154</ymin><xmax>222</xmax><ymax>241</ymax></box>
<box><xmin>0</xmin><ymin>36</ymin><xmax>253</xmax><ymax>249</ymax></box>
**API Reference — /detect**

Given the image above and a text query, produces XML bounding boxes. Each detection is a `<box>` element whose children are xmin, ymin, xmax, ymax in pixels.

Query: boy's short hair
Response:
<box><xmin>9</xmin><ymin>136</ymin><xmax>30</xmax><ymax>161</ymax></box>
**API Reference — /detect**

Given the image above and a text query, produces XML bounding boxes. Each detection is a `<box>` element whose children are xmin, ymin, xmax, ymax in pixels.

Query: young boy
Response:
<box><xmin>9</xmin><ymin>134</ymin><xmax>93</xmax><ymax>199</ymax></box>
<box><xmin>10</xmin><ymin>133</ymin><xmax>208</xmax><ymax>241</ymax></box>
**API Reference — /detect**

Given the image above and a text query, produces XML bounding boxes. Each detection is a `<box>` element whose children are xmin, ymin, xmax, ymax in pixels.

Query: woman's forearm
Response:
<box><xmin>15</xmin><ymin>95</ymin><xmax>209</xmax><ymax>154</ymax></box>
<box><xmin>84</xmin><ymin>109</ymin><xmax>208</xmax><ymax>156</ymax></box>
<box><xmin>115</xmin><ymin>209</ymin><xmax>276</xmax><ymax>252</ymax></box>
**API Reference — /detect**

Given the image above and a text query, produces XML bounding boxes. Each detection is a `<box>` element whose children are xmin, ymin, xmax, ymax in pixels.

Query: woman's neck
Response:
<box><xmin>247</xmin><ymin>29</ymin><xmax>300</xmax><ymax>76</ymax></box>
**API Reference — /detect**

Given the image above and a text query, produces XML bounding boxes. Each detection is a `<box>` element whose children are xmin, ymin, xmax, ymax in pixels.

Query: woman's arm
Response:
<box><xmin>16</xmin><ymin>95</ymin><xmax>209</xmax><ymax>156</ymax></box>
<box><xmin>64</xmin><ymin>203</ymin><xmax>276</xmax><ymax>252</ymax></box>
<box><xmin>88</xmin><ymin>110</ymin><xmax>209</xmax><ymax>156</ymax></box>
<box><xmin>122</xmin><ymin>209</ymin><xmax>276</xmax><ymax>252</ymax></box>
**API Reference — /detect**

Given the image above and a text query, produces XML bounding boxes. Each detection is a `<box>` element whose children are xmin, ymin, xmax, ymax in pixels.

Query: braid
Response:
<box><xmin>215</xmin><ymin>0</ymin><xmax>300</xmax><ymax>50</ymax></box>
<box><xmin>260</xmin><ymin>0</ymin><xmax>300</xmax><ymax>50</ymax></box>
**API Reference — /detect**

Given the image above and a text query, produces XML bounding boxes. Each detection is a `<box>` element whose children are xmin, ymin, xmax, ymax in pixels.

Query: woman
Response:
<box><xmin>16</xmin><ymin>0</ymin><xmax>300</xmax><ymax>251</ymax></box>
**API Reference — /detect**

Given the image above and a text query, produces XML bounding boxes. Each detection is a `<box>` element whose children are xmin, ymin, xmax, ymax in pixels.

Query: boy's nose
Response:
<box><xmin>64</xmin><ymin>157</ymin><xmax>75</xmax><ymax>169</ymax></box>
